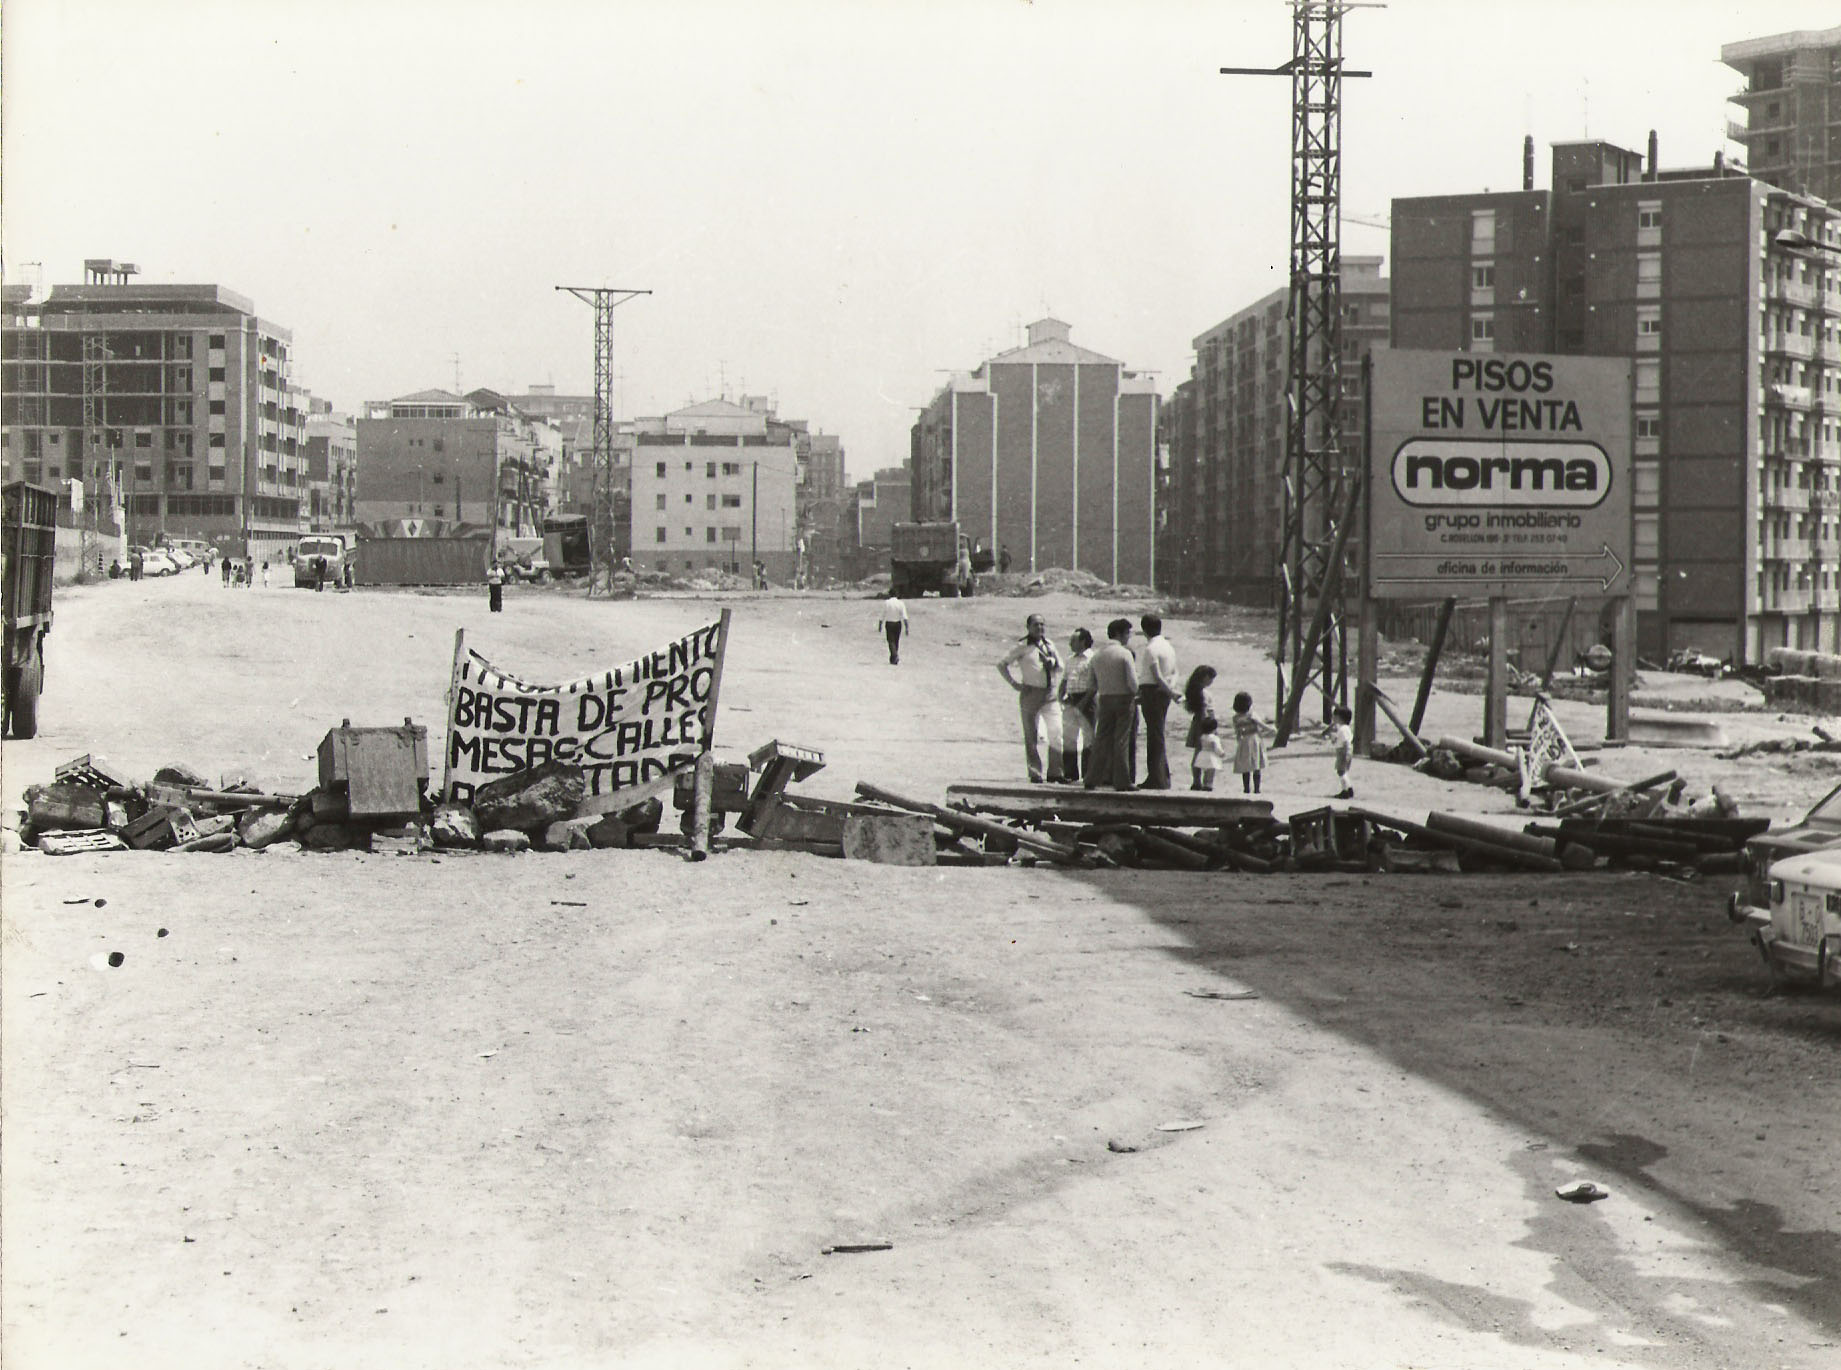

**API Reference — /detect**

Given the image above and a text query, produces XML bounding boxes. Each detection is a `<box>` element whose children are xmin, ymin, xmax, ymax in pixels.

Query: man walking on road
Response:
<box><xmin>997</xmin><ymin>613</ymin><xmax>1062</xmax><ymax>783</ymax></box>
<box><xmin>878</xmin><ymin>590</ymin><xmax>910</xmax><ymax>665</ymax></box>
<box><xmin>1085</xmin><ymin>619</ymin><xmax>1139</xmax><ymax>791</ymax></box>
<box><xmin>1135</xmin><ymin>612</ymin><xmax>1179</xmax><ymax>790</ymax></box>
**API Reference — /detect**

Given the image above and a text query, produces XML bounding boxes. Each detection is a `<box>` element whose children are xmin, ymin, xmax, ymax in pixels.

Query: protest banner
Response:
<box><xmin>442</xmin><ymin>611</ymin><xmax>731</xmax><ymax>803</ymax></box>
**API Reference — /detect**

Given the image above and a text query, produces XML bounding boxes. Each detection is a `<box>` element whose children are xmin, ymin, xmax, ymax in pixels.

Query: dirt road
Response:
<box><xmin>3</xmin><ymin>573</ymin><xmax>1837</xmax><ymax>1368</ymax></box>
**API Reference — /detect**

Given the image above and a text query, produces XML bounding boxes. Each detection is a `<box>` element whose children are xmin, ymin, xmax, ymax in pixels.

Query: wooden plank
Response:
<box><xmin>1409</xmin><ymin>597</ymin><xmax>1456</xmax><ymax>736</ymax></box>
<box><xmin>943</xmin><ymin>783</ymin><xmax>1272</xmax><ymax>827</ymax></box>
<box><xmin>575</xmin><ymin>765</ymin><xmax>692</xmax><ymax>817</ymax></box>
<box><xmin>856</xmin><ymin>782</ymin><xmax>1081</xmax><ymax>861</ymax></box>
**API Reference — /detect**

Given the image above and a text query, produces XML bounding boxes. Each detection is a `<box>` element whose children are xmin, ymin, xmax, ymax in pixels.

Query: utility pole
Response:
<box><xmin>1223</xmin><ymin>2</ymin><xmax>1378</xmax><ymax>744</ymax></box>
<box><xmin>556</xmin><ymin>285</ymin><xmax>651</xmax><ymax>593</ymax></box>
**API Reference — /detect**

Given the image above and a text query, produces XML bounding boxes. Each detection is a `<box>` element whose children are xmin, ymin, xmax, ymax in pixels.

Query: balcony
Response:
<box><xmin>1764</xmin><ymin>332</ymin><xmax>1817</xmax><ymax>360</ymax></box>
<box><xmin>1769</xmin><ymin>383</ymin><xmax>1815</xmax><ymax>409</ymax></box>
<box><xmin>1767</xmin><ymin>486</ymin><xmax>1811</xmax><ymax>511</ymax></box>
<box><xmin>1767</xmin><ymin>278</ymin><xmax>1818</xmax><ymax>306</ymax></box>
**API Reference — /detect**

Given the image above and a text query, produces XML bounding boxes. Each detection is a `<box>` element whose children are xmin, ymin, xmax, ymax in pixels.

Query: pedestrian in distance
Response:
<box><xmin>129</xmin><ymin>549</ymin><xmax>143</xmax><ymax>582</ymax></box>
<box><xmin>1083</xmin><ymin>619</ymin><xmax>1138</xmax><ymax>791</ymax></box>
<box><xmin>1183</xmin><ymin>665</ymin><xmax>1221</xmax><ymax>791</ymax></box>
<box><xmin>878</xmin><ymin>589</ymin><xmax>910</xmax><ymax>664</ymax></box>
<box><xmin>1059</xmin><ymin>628</ymin><xmax>1097</xmax><ymax>784</ymax></box>
<box><xmin>260</xmin><ymin>560</ymin><xmax>270</xmax><ymax>589</ymax></box>
<box><xmin>487</xmin><ymin>563</ymin><xmax>505</xmax><ymax>613</ymax></box>
<box><xmin>1330</xmin><ymin>704</ymin><xmax>1356</xmax><ymax>800</ymax></box>
<box><xmin>1134</xmin><ymin>613</ymin><xmax>1180</xmax><ymax>790</ymax></box>
<box><xmin>313</xmin><ymin>555</ymin><xmax>327</xmax><ymax>592</ymax></box>
<box><xmin>1230</xmin><ymin>691</ymin><xmax>1275</xmax><ymax>795</ymax></box>
<box><xmin>996</xmin><ymin>613</ymin><xmax>1062</xmax><ymax>783</ymax></box>
<box><xmin>998</xmin><ymin>546</ymin><xmax>1012</xmax><ymax>574</ymax></box>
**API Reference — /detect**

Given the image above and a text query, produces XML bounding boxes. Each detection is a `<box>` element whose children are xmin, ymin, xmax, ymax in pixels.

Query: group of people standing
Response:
<box><xmin>990</xmin><ymin>612</ymin><xmax>1350</xmax><ymax>797</ymax></box>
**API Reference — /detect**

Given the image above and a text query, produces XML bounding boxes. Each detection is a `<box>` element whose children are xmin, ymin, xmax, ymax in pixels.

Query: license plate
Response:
<box><xmin>1791</xmin><ymin>894</ymin><xmax>1824</xmax><ymax>949</ymax></box>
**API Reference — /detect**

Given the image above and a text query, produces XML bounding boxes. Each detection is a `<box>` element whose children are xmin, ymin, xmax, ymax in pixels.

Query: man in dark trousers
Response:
<box><xmin>1134</xmin><ymin>612</ymin><xmax>1179</xmax><ymax>789</ymax></box>
<box><xmin>1085</xmin><ymin>619</ymin><xmax>1138</xmax><ymax>791</ymax></box>
<box><xmin>878</xmin><ymin>590</ymin><xmax>910</xmax><ymax>664</ymax></box>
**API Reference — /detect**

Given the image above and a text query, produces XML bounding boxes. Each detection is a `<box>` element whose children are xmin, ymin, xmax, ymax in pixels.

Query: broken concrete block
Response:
<box><xmin>430</xmin><ymin>804</ymin><xmax>480</xmax><ymax>848</ymax></box>
<box><xmin>24</xmin><ymin>783</ymin><xmax>108</xmax><ymax>832</ymax></box>
<box><xmin>301</xmin><ymin>823</ymin><xmax>353</xmax><ymax>852</ymax></box>
<box><xmin>471</xmin><ymin>761</ymin><xmax>586</xmax><ymax>833</ymax></box>
<box><xmin>585</xmin><ymin>812</ymin><xmax>631</xmax><ymax>849</ymax></box>
<box><xmin>192</xmin><ymin>813</ymin><xmax>238</xmax><ymax>840</ymax></box>
<box><xmin>371</xmin><ymin>824</ymin><xmax>431</xmax><ymax>856</ymax></box>
<box><xmin>481</xmin><ymin>828</ymin><xmax>532</xmax><ymax>854</ymax></box>
<box><xmin>619</xmin><ymin>797</ymin><xmax>663</xmax><ymax>835</ymax></box>
<box><xmin>542</xmin><ymin>818</ymin><xmax>596</xmax><ymax>851</ymax></box>
<box><xmin>238</xmin><ymin>808</ymin><xmax>295</xmax><ymax>850</ymax></box>
<box><xmin>153</xmin><ymin>763</ymin><xmax>210</xmax><ymax>788</ymax></box>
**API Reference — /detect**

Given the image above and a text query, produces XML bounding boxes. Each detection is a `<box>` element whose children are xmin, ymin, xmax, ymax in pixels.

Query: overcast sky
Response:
<box><xmin>3</xmin><ymin>0</ymin><xmax>1822</xmax><ymax>478</ymax></box>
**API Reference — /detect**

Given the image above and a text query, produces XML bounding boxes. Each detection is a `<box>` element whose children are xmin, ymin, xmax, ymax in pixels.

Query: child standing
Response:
<box><xmin>1330</xmin><ymin>704</ymin><xmax>1355</xmax><ymax>800</ymax></box>
<box><xmin>1183</xmin><ymin>666</ymin><xmax>1221</xmax><ymax>791</ymax></box>
<box><xmin>1230</xmin><ymin>691</ymin><xmax>1274</xmax><ymax>795</ymax></box>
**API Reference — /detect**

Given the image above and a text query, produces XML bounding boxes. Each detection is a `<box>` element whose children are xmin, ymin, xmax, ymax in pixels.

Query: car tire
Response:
<box><xmin>6</xmin><ymin>652</ymin><xmax>41</xmax><ymax>739</ymax></box>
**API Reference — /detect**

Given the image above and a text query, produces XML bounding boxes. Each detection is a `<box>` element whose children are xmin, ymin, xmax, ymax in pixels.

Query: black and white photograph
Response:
<box><xmin>2</xmin><ymin>1</ymin><xmax>1838</xmax><ymax>1365</ymax></box>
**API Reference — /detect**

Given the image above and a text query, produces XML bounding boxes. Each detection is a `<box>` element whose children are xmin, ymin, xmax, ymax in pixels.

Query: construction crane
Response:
<box><xmin>1223</xmin><ymin>2</ymin><xmax>1379</xmax><ymax>744</ymax></box>
<box><xmin>555</xmin><ymin>285</ymin><xmax>651</xmax><ymax>593</ymax></box>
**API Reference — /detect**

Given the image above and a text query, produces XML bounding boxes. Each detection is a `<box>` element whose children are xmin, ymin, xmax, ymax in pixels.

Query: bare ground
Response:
<box><xmin>2</xmin><ymin>573</ymin><xmax>1837</xmax><ymax>1368</ymax></box>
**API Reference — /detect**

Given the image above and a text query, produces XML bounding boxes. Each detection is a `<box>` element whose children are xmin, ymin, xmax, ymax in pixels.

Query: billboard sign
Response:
<box><xmin>1368</xmin><ymin>349</ymin><xmax>1633</xmax><ymax>600</ymax></box>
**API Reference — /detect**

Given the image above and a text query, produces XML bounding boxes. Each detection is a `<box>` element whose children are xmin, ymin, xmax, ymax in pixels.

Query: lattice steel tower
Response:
<box><xmin>1223</xmin><ymin>2</ymin><xmax>1373</xmax><ymax>743</ymax></box>
<box><xmin>557</xmin><ymin>285</ymin><xmax>650</xmax><ymax>591</ymax></box>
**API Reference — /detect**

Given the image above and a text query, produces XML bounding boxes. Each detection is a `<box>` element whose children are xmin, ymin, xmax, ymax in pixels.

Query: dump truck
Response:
<box><xmin>890</xmin><ymin>521</ymin><xmax>988</xmax><ymax>597</ymax></box>
<box><xmin>2</xmin><ymin>480</ymin><xmax>57</xmax><ymax>739</ymax></box>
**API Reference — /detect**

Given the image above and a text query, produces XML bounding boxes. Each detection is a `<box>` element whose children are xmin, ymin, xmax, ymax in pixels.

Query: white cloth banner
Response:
<box><xmin>445</xmin><ymin>618</ymin><xmax>725</xmax><ymax>802</ymax></box>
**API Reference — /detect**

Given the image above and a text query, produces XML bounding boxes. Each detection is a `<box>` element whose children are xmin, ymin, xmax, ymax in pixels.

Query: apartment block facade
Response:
<box><xmin>1</xmin><ymin>270</ymin><xmax>311</xmax><ymax>560</ymax></box>
<box><xmin>1392</xmin><ymin>141</ymin><xmax>1841</xmax><ymax>662</ymax></box>
<box><xmin>1161</xmin><ymin>258</ymin><xmax>1390</xmax><ymax>600</ymax></box>
<box><xmin>304</xmin><ymin>400</ymin><xmax>357</xmax><ymax>534</ymax></box>
<box><xmin>911</xmin><ymin>319</ymin><xmax>1160</xmax><ymax>584</ymax></box>
<box><xmin>1723</xmin><ymin>26</ymin><xmax>1841</xmax><ymax>206</ymax></box>
<box><xmin>355</xmin><ymin>389</ymin><xmax>549</xmax><ymax>540</ymax></box>
<box><xmin>629</xmin><ymin>398</ymin><xmax>798</xmax><ymax>581</ymax></box>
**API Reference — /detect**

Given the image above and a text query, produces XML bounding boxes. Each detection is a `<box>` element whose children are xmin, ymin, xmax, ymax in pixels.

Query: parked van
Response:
<box><xmin>167</xmin><ymin>537</ymin><xmax>216</xmax><ymax>567</ymax></box>
<box><xmin>293</xmin><ymin>535</ymin><xmax>349</xmax><ymax>588</ymax></box>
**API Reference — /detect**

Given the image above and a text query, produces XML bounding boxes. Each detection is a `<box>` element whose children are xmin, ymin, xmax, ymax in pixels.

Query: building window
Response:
<box><xmin>134</xmin><ymin>431</ymin><xmax>153</xmax><ymax>448</ymax></box>
<box><xmin>1634</xmin><ymin>513</ymin><xmax>1660</xmax><ymax>561</ymax></box>
<box><xmin>1470</xmin><ymin>315</ymin><xmax>1495</xmax><ymax>349</ymax></box>
<box><xmin>1634</xmin><ymin>462</ymin><xmax>1660</xmax><ymax>506</ymax></box>
<box><xmin>1636</xmin><ymin>252</ymin><xmax>1661</xmax><ymax>300</ymax></box>
<box><xmin>684</xmin><ymin>492</ymin><xmax>693</xmax><ymax>504</ymax></box>
<box><xmin>721</xmin><ymin>493</ymin><xmax>742</xmax><ymax>508</ymax></box>
<box><xmin>722</xmin><ymin>461</ymin><xmax>741</xmax><ymax>476</ymax></box>
<box><xmin>684</xmin><ymin>527</ymin><xmax>693</xmax><ymax>539</ymax></box>
<box><xmin>208</xmin><ymin>334</ymin><xmax>225</xmax><ymax>349</ymax></box>
<box><xmin>1636</xmin><ymin>414</ymin><xmax>1661</xmax><ymax>440</ymax></box>
<box><xmin>706</xmin><ymin>493</ymin><xmax>716</xmax><ymax>510</ymax></box>
<box><xmin>656</xmin><ymin>461</ymin><xmax>667</xmax><ymax>478</ymax></box>
<box><xmin>707</xmin><ymin>461</ymin><xmax>717</xmax><ymax>478</ymax></box>
<box><xmin>208</xmin><ymin>433</ymin><xmax>225</xmax><ymax>448</ymax></box>
<box><xmin>655</xmin><ymin>493</ymin><xmax>667</xmax><ymax>510</ymax></box>
<box><xmin>209</xmin><ymin>400</ymin><xmax>226</xmax><ymax>415</ymax></box>
<box><xmin>1635</xmin><ymin>358</ymin><xmax>1661</xmax><ymax>403</ymax></box>
<box><xmin>706</xmin><ymin>526</ymin><xmax>717</xmax><ymax>543</ymax></box>
<box><xmin>1470</xmin><ymin>209</ymin><xmax>1496</xmax><ymax>254</ymax></box>
<box><xmin>655</xmin><ymin>526</ymin><xmax>667</xmax><ymax>544</ymax></box>
<box><xmin>209</xmin><ymin>367</ymin><xmax>225</xmax><ymax>382</ymax></box>
<box><xmin>1472</xmin><ymin>265</ymin><xmax>1495</xmax><ymax>290</ymax></box>
<box><xmin>1638</xmin><ymin>205</ymin><xmax>1661</xmax><ymax>230</ymax></box>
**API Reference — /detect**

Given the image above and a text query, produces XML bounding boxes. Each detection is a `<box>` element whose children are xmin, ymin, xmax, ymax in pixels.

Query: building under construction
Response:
<box><xmin>0</xmin><ymin>265</ymin><xmax>311</xmax><ymax>564</ymax></box>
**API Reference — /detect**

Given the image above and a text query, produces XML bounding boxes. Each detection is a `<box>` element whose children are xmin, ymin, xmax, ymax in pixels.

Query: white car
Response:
<box><xmin>1737</xmin><ymin>847</ymin><xmax>1841</xmax><ymax>990</ymax></box>
<box><xmin>139</xmin><ymin>550</ymin><xmax>179</xmax><ymax>577</ymax></box>
<box><xmin>163</xmin><ymin>547</ymin><xmax>197</xmax><ymax>570</ymax></box>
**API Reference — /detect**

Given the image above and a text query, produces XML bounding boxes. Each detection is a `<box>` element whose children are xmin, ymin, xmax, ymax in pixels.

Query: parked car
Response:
<box><xmin>163</xmin><ymin>546</ymin><xmax>197</xmax><ymax>570</ymax></box>
<box><xmin>130</xmin><ymin>546</ymin><xmax>179</xmax><ymax>577</ymax></box>
<box><xmin>1667</xmin><ymin>647</ymin><xmax>1725</xmax><ymax>678</ymax></box>
<box><xmin>1730</xmin><ymin>779</ymin><xmax>1841</xmax><ymax>948</ymax></box>
<box><xmin>1734</xmin><ymin>847</ymin><xmax>1841</xmax><ymax>990</ymax></box>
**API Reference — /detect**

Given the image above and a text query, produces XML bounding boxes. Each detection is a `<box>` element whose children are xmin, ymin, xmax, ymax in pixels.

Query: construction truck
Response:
<box><xmin>2</xmin><ymin>481</ymin><xmax>57</xmax><ymax>739</ymax></box>
<box><xmin>889</xmin><ymin>521</ymin><xmax>989</xmax><ymax>598</ymax></box>
<box><xmin>541</xmin><ymin>514</ymin><xmax>593</xmax><ymax>579</ymax></box>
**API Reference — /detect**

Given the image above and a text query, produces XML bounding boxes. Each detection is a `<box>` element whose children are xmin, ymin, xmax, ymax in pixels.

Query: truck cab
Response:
<box><xmin>293</xmin><ymin>535</ymin><xmax>349</xmax><ymax>587</ymax></box>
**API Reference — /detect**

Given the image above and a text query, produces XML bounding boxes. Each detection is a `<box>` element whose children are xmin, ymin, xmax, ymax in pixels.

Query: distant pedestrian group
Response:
<box><xmin>990</xmin><ymin>610</ymin><xmax>1351</xmax><ymax>798</ymax></box>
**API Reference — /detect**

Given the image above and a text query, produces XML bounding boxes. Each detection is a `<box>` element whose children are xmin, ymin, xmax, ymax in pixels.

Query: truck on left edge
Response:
<box><xmin>1</xmin><ymin>480</ymin><xmax>56</xmax><ymax>738</ymax></box>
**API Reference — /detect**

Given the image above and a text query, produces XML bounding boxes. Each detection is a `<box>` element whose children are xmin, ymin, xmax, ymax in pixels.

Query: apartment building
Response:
<box><xmin>911</xmin><ymin>319</ymin><xmax>1160</xmax><ymax>584</ymax></box>
<box><xmin>0</xmin><ymin>264</ymin><xmax>310</xmax><ymax>561</ymax></box>
<box><xmin>1723</xmin><ymin>26</ymin><xmax>1841</xmax><ymax>206</ymax></box>
<box><xmin>1161</xmin><ymin>258</ymin><xmax>1390</xmax><ymax>600</ymax></box>
<box><xmin>304</xmin><ymin>400</ymin><xmax>357</xmax><ymax>535</ymax></box>
<box><xmin>629</xmin><ymin>398</ymin><xmax>798</xmax><ymax>580</ymax></box>
<box><xmin>1392</xmin><ymin>141</ymin><xmax>1841</xmax><ymax>662</ymax></box>
<box><xmin>355</xmin><ymin>388</ymin><xmax>549</xmax><ymax>540</ymax></box>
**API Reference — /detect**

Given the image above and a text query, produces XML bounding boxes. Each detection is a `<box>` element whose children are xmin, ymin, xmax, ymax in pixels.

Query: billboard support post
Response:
<box><xmin>1485</xmin><ymin>596</ymin><xmax>1510</xmax><ymax>750</ymax></box>
<box><xmin>1608</xmin><ymin>594</ymin><xmax>1634</xmax><ymax>741</ymax></box>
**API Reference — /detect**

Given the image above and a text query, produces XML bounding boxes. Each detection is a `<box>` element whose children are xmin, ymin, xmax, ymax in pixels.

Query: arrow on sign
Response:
<box><xmin>1375</xmin><ymin>543</ymin><xmax>1627</xmax><ymax>592</ymax></box>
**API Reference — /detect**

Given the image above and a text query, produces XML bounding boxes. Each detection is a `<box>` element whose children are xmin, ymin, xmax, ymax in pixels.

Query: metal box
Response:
<box><xmin>318</xmin><ymin>718</ymin><xmax>428</xmax><ymax>819</ymax></box>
